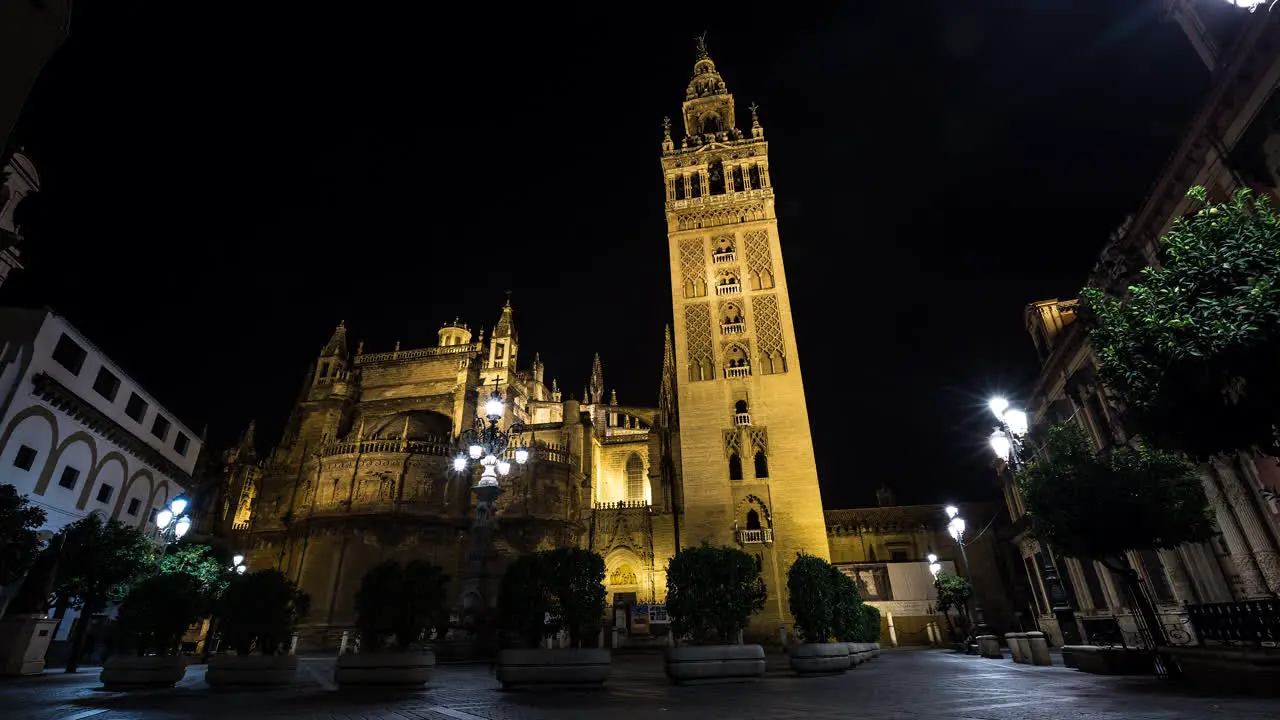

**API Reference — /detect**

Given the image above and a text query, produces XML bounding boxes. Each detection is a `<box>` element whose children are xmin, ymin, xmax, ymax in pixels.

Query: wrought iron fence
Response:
<box><xmin>1186</xmin><ymin>599</ymin><xmax>1280</xmax><ymax>648</ymax></box>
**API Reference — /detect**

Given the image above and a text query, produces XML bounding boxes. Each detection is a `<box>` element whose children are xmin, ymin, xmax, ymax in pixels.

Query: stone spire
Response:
<box><xmin>589</xmin><ymin>353</ymin><xmax>605</xmax><ymax>405</ymax></box>
<box><xmin>681</xmin><ymin>33</ymin><xmax>736</xmax><ymax>139</ymax></box>
<box><xmin>321</xmin><ymin>321</ymin><xmax>348</xmax><ymax>358</ymax></box>
<box><xmin>493</xmin><ymin>295</ymin><xmax>515</xmax><ymax>339</ymax></box>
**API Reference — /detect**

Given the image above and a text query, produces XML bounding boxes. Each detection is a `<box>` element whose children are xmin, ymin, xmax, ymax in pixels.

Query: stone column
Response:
<box><xmin>1157</xmin><ymin>548</ymin><xmax>1196</xmax><ymax>605</ymax></box>
<box><xmin>1213</xmin><ymin>459</ymin><xmax>1280</xmax><ymax>594</ymax></box>
<box><xmin>1202</xmin><ymin>467</ymin><xmax>1270</xmax><ymax>599</ymax></box>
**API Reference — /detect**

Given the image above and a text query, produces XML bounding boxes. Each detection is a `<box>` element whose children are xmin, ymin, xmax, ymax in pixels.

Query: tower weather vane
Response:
<box><xmin>694</xmin><ymin>31</ymin><xmax>708</xmax><ymax>60</ymax></box>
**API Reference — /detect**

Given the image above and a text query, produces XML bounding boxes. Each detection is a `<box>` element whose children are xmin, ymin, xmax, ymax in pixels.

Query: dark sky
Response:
<box><xmin>7</xmin><ymin>1</ymin><xmax>1210</xmax><ymax>508</ymax></box>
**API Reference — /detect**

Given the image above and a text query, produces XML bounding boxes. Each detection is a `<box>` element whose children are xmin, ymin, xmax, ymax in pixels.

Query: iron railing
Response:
<box><xmin>1186</xmin><ymin>599</ymin><xmax>1280</xmax><ymax>647</ymax></box>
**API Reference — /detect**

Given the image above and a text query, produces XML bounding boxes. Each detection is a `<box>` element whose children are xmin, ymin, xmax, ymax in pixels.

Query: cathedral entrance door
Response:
<box><xmin>613</xmin><ymin>592</ymin><xmax>637</xmax><ymax>634</ymax></box>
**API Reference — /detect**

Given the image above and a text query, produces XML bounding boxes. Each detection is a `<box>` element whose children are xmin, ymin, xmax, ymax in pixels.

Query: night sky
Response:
<box><xmin>7</xmin><ymin>2</ymin><xmax>1211</xmax><ymax>509</ymax></box>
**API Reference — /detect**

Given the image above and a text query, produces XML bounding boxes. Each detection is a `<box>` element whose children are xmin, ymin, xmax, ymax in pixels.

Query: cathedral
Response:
<box><xmin>227</xmin><ymin>39</ymin><xmax>830</xmax><ymax>648</ymax></box>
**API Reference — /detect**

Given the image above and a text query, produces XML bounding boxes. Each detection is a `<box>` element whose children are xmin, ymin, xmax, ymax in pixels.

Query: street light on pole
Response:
<box><xmin>986</xmin><ymin>396</ymin><xmax>1081</xmax><ymax>645</ymax></box>
<box><xmin>155</xmin><ymin>496</ymin><xmax>192</xmax><ymax>544</ymax></box>
<box><xmin>945</xmin><ymin>504</ymin><xmax>986</xmax><ymax>650</ymax></box>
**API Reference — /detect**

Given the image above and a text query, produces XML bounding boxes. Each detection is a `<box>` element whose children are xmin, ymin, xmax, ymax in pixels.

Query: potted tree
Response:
<box><xmin>861</xmin><ymin>604</ymin><xmax>882</xmax><ymax>658</ymax></box>
<box><xmin>335</xmin><ymin>559</ymin><xmax>448</xmax><ymax>688</ymax></box>
<box><xmin>786</xmin><ymin>553</ymin><xmax>851</xmax><ymax>675</ymax></box>
<box><xmin>205</xmin><ymin>569</ymin><xmax>310</xmax><ymax>688</ymax></box>
<box><xmin>0</xmin><ymin>484</ymin><xmax>57</xmax><ymax>676</ymax></box>
<box><xmin>663</xmin><ymin>545</ymin><xmax>767</xmax><ymax>684</ymax></box>
<box><xmin>828</xmin><ymin>565</ymin><xmax>869</xmax><ymax>667</ymax></box>
<box><xmin>496</xmin><ymin>548</ymin><xmax>610</xmax><ymax>688</ymax></box>
<box><xmin>99</xmin><ymin>574</ymin><xmax>205</xmax><ymax>689</ymax></box>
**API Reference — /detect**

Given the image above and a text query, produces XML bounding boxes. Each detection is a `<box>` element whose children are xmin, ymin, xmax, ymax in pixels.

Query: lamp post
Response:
<box><xmin>987</xmin><ymin>396</ymin><xmax>1080</xmax><ymax>645</ymax></box>
<box><xmin>155</xmin><ymin>496</ymin><xmax>192</xmax><ymax>545</ymax></box>
<box><xmin>927</xmin><ymin>552</ymin><xmax>941</xmax><ymax>579</ymax></box>
<box><xmin>451</xmin><ymin>380</ymin><xmax>530</xmax><ymax>624</ymax></box>
<box><xmin>945</xmin><ymin>504</ymin><xmax>987</xmax><ymax>650</ymax></box>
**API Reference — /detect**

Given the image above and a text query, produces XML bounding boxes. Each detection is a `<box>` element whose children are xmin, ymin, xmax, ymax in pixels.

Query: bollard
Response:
<box><xmin>779</xmin><ymin>625</ymin><xmax>788</xmax><ymax>647</ymax></box>
<box><xmin>612</xmin><ymin>627</ymin><xmax>619</xmax><ymax>650</ymax></box>
<box><xmin>290</xmin><ymin>633</ymin><xmax>299</xmax><ymax>656</ymax></box>
<box><xmin>1005</xmin><ymin>632</ymin><xmax>1022</xmax><ymax>663</ymax></box>
<box><xmin>737</xmin><ymin>629</ymin><xmax>744</xmax><ymax>645</ymax></box>
<box><xmin>926</xmin><ymin>623</ymin><xmax>937</xmax><ymax>646</ymax></box>
<box><xmin>338</xmin><ymin>630</ymin><xmax>349</xmax><ymax>656</ymax></box>
<box><xmin>887</xmin><ymin>611</ymin><xmax>898</xmax><ymax>648</ymax></box>
<box><xmin>1013</xmin><ymin>633</ymin><xmax>1031</xmax><ymax>664</ymax></box>
<box><xmin>977</xmin><ymin>634</ymin><xmax>1002</xmax><ymax>659</ymax></box>
<box><xmin>1026</xmin><ymin>631</ymin><xmax>1052</xmax><ymax>666</ymax></box>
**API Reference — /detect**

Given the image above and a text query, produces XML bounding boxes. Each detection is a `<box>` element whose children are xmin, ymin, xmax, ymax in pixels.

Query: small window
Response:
<box><xmin>58</xmin><ymin>466</ymin><xmax>80</xmax><ymax>490</ymax></box>
<box><xmin>127</xmin><ymin>497</ymin><xmax>142</xmax><ymax>516</ymax></box>
<box><xmin>125</xmin><ymin>393</ymin><xmax>148</xmax><ymax>422</ymax></box>
<box><xmin>96</xmin><ymin>484</ymin><xmax>114</xmax><ymax>504</ymax></box>
<box><xmin>728</xmin><ymin>453</ymin><xmax>743</xmax><ymax>481</ymax></box>
<box><xmin>151</xmin><ymin>415</ymin><xmax>170</xmax><ymax>441</ymax></box>
<box><xmin>51</xmin><ymin>333</ymin><xmax>87</xmax><ymax>375</ymax></box>
<box><xmin>92</xmin><ymin>367</ymin><xmax>120</xmax><ymax>402</ymax></box>
<box><xmin>148</xmin><ymin>507</ymin><xmax>159</xmax><ymax>523</ymax></box>
<box><xmin>13</xmin><ymin>445</ymin><xmax>37</xmax><ymax>471</ymax></box>
<box><xmin>174</xmin><ymin>432</ymin><xmax>190</xmax><ymax>456</ymax></box>
<box><xmin>495</xmin><ymin>343</ymin><xmax>505</xmax><ymax>359</ymax></box>
<box><xmin>890</xmin><ymin>550</ymin><xmax>908</xmax><ymax>563</ymax></box>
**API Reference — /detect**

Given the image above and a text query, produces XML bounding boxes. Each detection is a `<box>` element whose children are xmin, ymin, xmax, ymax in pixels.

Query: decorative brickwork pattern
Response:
<box><xmin>745</xmin><ymin>230</ymin><xmax>775</xmax><ymax>289</ymax></box>
<box><xmin>748</xmin><ymin>428</ymin><xmax>769</xmax><ymax>455</ymax></box>
<box><xmin>724</xmin><ymin>429</ymin><xmax>741</xmax><ymax>458</ymax></box>
<box><xmin>680</xmin><ymin>238</ymin><xmax>707</xmax><ymax>298</ymax></box>
<box><xmin>685</xmin><ymin>303</ymin><xmax>714</xmax><ymax>381</ymax></box>
<box><xmin>751</xmin><ymin>294</ymin><xmax>785</xmax><ymax>373</ymax></box>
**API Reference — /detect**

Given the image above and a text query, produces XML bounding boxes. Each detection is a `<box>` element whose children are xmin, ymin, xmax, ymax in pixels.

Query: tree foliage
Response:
<box><xmin>53</xmin><ymin>515</ymin><xmax>155</xmax><ymax>613</ymax></box>
<box><xmin>353</xmin><ymin>559</ymin><xmax>449</xmax><ymax>652</ymax></box>
<box><xmin>932</xmin><ymin>573</ymin><xmax>972</xmax><ymax>617</ymax></box>
<box><xmin>857</xmin><ymin>604</ymin><xmax>881</xmax><ymax>644</ymax></box>
<box><xmin>666</xmin><ymin>545</ymin><xmax>766</xmax><ymax>645</ymax></box>
<box><xmin>498</xmin><ymin>548</ymin><xmax>607</xmax><ymax>648</ymax></box>
<box><xmin>1083</xmin><ymin>186</ymin><xmax>1280</xmax><ymax>458</ymax></box>
<box><xmin>156</xmin><ymin>543</ymin><xmax>229</xmax><ymax>601</ymax></box>
<box><xmin>830</xmin><ymin>566</ymin><xmax>865</xmax><ymax>643</ymax></box>
<box><xmin>0</xmin><ymin>483</ymin><xmax>46</xmax><ymax>587</ymax></box>
<box><xmin>115</xmin><ymin>573</ymin><xmax>206</xmax><ymax>656</ymax></box>
<box><xmin>787</xmin><ymin>553</ymin><xmax>849</xmax><ymax>643</ymax></box>
<box><xmin>220</xmin><ymin>569</ymin><xmax>310</xmax><ymax>655</ymax></box>
<box><xmin>1016</xmin><ymin>422</ymin><xmax>1214</xmax><ymax>561</ymax></box>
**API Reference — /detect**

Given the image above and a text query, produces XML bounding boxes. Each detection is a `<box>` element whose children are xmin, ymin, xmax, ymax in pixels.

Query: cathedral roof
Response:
<box><xmin>493</xmin><ymin>299</ymin><xmax>515</xmax><ymax>339</ymax></box>
<box><xmin>347</xmin><ymin>409</ymin><xmax>451</xmax><ymax>443</ymax></box>
<box><xmin>321</xmin><ymin>321</ymin><xmax>348</xmax><ymax>357</ymax></box>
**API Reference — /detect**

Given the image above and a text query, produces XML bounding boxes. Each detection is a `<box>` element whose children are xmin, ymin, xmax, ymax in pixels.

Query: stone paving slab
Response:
<box><xmin>2</xmin><ymin>648</ymin><xmax>1278</xmax><ymax>720</ymax></box>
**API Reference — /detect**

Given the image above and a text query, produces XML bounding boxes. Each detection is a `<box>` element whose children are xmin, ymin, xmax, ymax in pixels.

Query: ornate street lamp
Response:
<box><xmin>231</xmin><ymin>554</ymin><xmax>247</xmax><ymax>575</ymax></box>
<box><xmin>987</xmin><ymin>396</ymin><xmax>1080</xmax><ymax>645</ymax></box>
<box><xmin>451</xmin><ymin>380</ymin><xmax>531</xmax><ymax>616</ymax></box>
<box><xmin>155</xmin><ymin>495</ymin><xmax>192</xmax><ymax>543</ymax></box>
<box><xmin>927</xmin><ymin>552</ymin><xmax>941</xmax><ymax>578</ymax></box>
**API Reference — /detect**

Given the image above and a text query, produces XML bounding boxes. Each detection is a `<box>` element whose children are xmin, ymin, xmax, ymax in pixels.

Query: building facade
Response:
<box><xmin>0</xmin><ymin>308</ymin><xmax>199</xmax><ymax>536</ymax></box>
<box><xmin>1008</xmin><ymin>1</ymin><xmax>1280</xmax><ymax>647</ymax></box>
<box><xmin>0</xmin><ymin>152</ymin><xmax>39</xmax><ymax>290</ymax></box>
<box><xmin>223</xmin><ymin>42</ymin><xmax>867</xmax><ymax>648</ymax></box>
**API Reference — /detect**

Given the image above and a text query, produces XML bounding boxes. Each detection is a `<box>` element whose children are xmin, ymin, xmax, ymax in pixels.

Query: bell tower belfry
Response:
<box><xmin>662</xmin><ymin>36</ymin><xmax>830</xmax><ymax>629</ymax></box>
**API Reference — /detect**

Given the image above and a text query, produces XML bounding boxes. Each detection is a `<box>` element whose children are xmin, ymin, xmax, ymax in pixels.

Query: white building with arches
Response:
<box><xmin>0</xmin><ymin>308</ymin><xmax>199</xmax><ymax>536</ymax></box>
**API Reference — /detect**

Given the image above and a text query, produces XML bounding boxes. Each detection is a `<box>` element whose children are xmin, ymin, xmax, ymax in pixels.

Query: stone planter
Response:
<box><xmin>0</xmin><ymin>615</ymin><xmax>59</xmax><ymax>676</ymax></box>
<box><xmin>100</xmin><ymin>654</ymin><xmax>188</xmax><ymax>689</ymax></box>
<box><xmin>665</xmin><ymin>644</ymin><xmax>765</xmax><ymax>684</ymax></box>
<box><xmin>846</xmin><ymin>642</ymin><xmax>872</xmax><ymax>666</ymax></box>
<box><xmin>205</xmin><ymin>653</ymin><xmax>298</xmax><ymax>689</ymax></box>
<box><xmin>789</xmin><ymin>642</ymin><xmax>850</xmax><ymax>675</ymax></box>
<box><xmin>871</xmin><ymin>642</ymin><xmax>881</xmax><ymax>658</ymax></box>
<box><xmin>496</xmin><ymin>648</ymin><xmax>611</xmax><ymax>689</ymax></box>
<box><xmin>334</xmin><ymin>650</ymin><xmax>434</xmax><ymax>688</ymax></box>
<box><xmin>1063</xmin><ymin>645</ymin><xmax>1155</xmax><ymax>675</ymax></box>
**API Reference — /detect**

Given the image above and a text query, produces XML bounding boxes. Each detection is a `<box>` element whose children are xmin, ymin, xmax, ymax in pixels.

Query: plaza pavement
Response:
<box><xmin>2</xmin><ymin>647</ymin><xmax>1278</xmax><ymax>720</ymax></box>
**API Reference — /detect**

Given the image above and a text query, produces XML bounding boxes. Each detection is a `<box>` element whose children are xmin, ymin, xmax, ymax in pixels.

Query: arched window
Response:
<box><xmin>702</xmin><ymin>114</ymin><xmax>723</xmax><ymax>134</ymax></box>
<box><xmin>734</xmin><ymin>400</ymin><xmax>748</xmax><ymax>414</ymax></box>
<box><xmin>746</xmin><ymin>508</ymin><xmax>761</xmax><ymax>530</ymax></box>
<box><xmin>749</xmin><ymin>165</ymin><xmax>762</xmax><ymax>189</ymax></box>
<box><xmin>732</xmin><ymin>166</ymin><xmax>745</xmax><ymax>192</ymax></box>
<box><xmin>754</xmin><ymin>452</ymin><xmax>769</xmax><ymax>479</ymax></box>
<box><xmin>728</xmin><ymin>452</ymin><xmax>743</xmax><ymax>481</ymax></box>
<box><xmin>708</xmin><ymin>159</ymin><xmax>726</xmax><ymax>195</ymax></box>
<box><xmin>626</xmin><ymin>454</ymin><xmax>645</xmax><ymax>502</ymax></box>
<box><xmin>674</xmin><ymin>176</ymin><xmax>686</xmax><ymax>200</ymax></box>
<box><xmin>690</xmin><ymin>172</ymin><xmax>703</xmax><ymax>198</ymax></box>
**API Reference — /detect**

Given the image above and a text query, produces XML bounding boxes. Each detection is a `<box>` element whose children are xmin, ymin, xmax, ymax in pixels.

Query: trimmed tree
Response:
<box><xmin>353</xmin><ymin>560</ymin><xmax>449</xmax><ymax>652</ymax></box>
<box><xmin>0</xmin><ymin>483</ymin><xmax>46</xmax><ymax>591</ymax></box>
<box><xmin>932</xmin><ymin>572</ymin><xmax>972</xmax><ymax>641</ymax></box>
<box><xmin>53</xmin><ymin>515</ymin><xmax>155</xmax><ymax>672</ymax></box>
<box><xmin>498</xmin><ymin>553</ymin><xmax>552</xmax><ymax>648</ymax></box>
<box><xmin>542</xmin><ymin>547</ymin><xmax>606</xmax><ymax>648</ymax></box>
<box><xmin>114</xmin><ymin>573</ymin><xmax>206</xmax><ymax>656</ymax></box>
<box><xmin>1016</xmin><ymin>421</ymin><xmax>1213</xmax><ymax>643</ymax></box>
<box><xmin>787</xmin><ymin>553</ymin><xmax>841</xmax><ymax>643</ymax></box>
<box><xmin>666</xmin><ymin>545</ymin><xmax>766</xmax><ymax>644</ymax></box>
<box><xmin>1083</xmin><ymin>186</ymin><xmax>1280</xmax><ymax>459</ymax></box>
<box><xmin>829</xmin><ymin>564</ymin><xmax>865</xmax><ymax>644</ymax></box>
<box><xmin>220</xmin><ymin>569</ymin><xmax>310</xmax><ymax>655</ymax></box>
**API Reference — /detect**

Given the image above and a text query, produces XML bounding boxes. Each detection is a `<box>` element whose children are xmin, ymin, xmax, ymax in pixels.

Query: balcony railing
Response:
<box><xmin>354</xmin><ymin>342</ymin><xmax>479</xmax><ymax>365</ymax></box>
<box><xmin>320</xmin><ymin>437</ymin><xmax>452</xmax><ymax>457</ymax></box>
<box><xmin>712</xmin><ymin>251</ymin><xmax>737</xmax><ymax>264</ymax></box>
<box><xmin>231</xmin><ymin>520</ymin><xmax>250</xmax><ymax>531</ymax></box>
<box><xmin>1187</xmin><ymin>599</ymin><xmax>1280</xmax><ymax>647</ymax></box>
<box><xmin>715</xmin><ymin>283</ymin><xmax>742</xmax><ymax>296</ymax></box>
<box><xmin>736</xmin><ymin>528</ymin><xmax>773</xmax><ymax>545</ymax></box>
<box><xmin>721</xmin><ymin>322</ymin><xmax>745</xmax><ymax>335</ymax></box>
<box><xmin>725</xmin><ymin>365</ymin><xmax>751</xmax><ymax>379</ymax></box>
<box><xmin>594</xmin><ymin>500</ymin><xmax>651</xmax><ymax>510</ymax></box>
<box><xmin>734</xmin><ymin>412</ymin><xmax>752</xmax><ymax>426</ymax></box>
